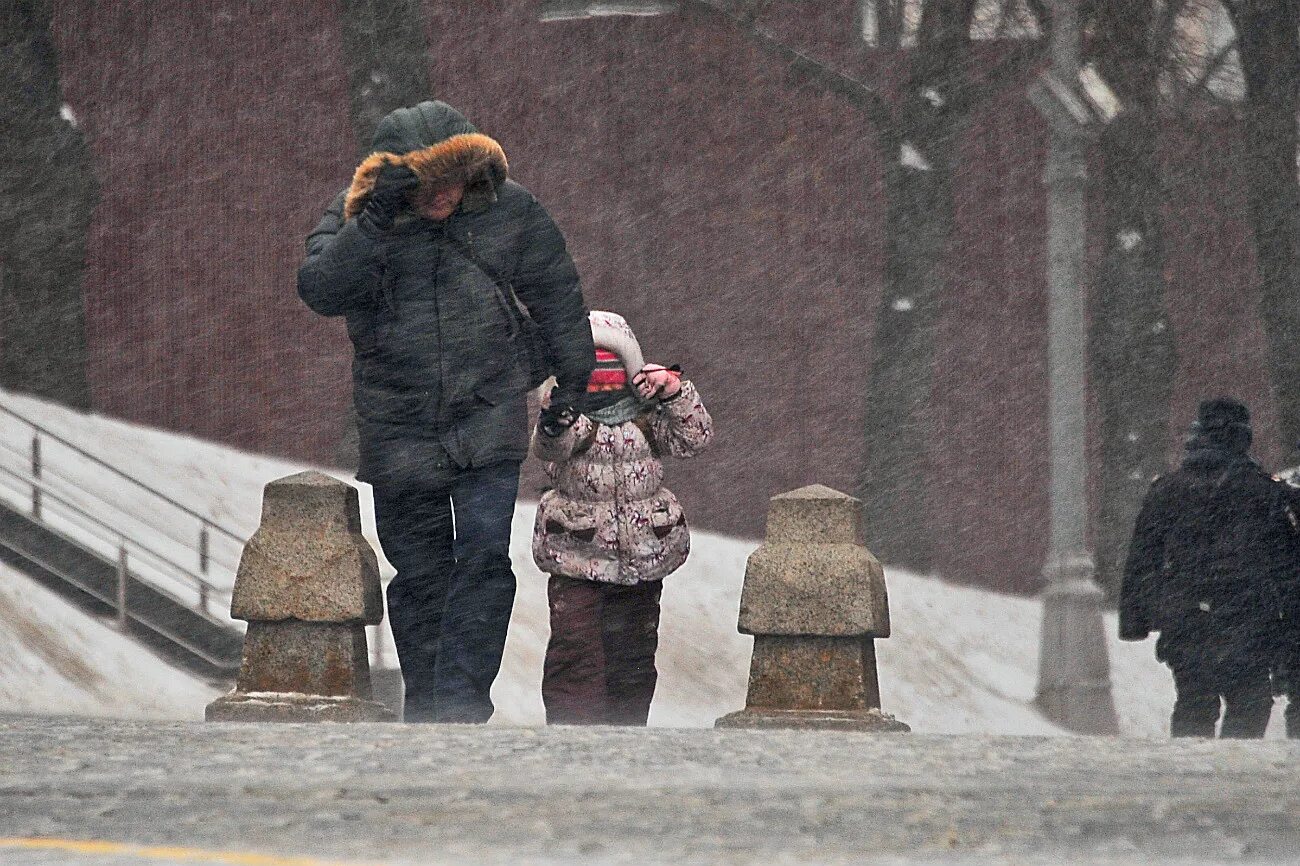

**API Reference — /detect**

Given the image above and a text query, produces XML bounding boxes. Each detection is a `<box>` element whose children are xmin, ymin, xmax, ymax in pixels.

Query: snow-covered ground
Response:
<box><xmin>0</xmin><ymin>560</ymin><xmax>219</xmax><ymax>718</ymax></box>
<box><xmin>0</xmin><ymin>388</ymin><xmax>1290</xmax><ymax>735</ymax></box>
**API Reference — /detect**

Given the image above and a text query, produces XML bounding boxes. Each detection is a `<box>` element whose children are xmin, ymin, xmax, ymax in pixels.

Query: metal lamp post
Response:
<box><xmin>1028</xmin><ymin>0</ymin><xmax>1121</xmax><ymax>734</ymax></box>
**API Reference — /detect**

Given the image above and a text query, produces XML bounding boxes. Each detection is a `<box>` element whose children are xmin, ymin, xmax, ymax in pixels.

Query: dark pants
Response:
<box><xmin>1283</xmin><ymin>676</ymin><xmax>1299</xmax><ymax>739</ymax></box>
<box><xmin>1283</xmin><ymin>641</ymin><xmax>1300</xmax><ymax>739</ymax></box>
<box><xmin>1169</xmin><ymin>655</ymin><xmax>1273</xmax><ymax>738</ymax></box>
<box><xmin>543</xmin><ymin>574</ymin><xmax>663</xmax><ymax>726</ymax></box>
<box><xmin>374</xmin><ymin>461</ymin><xmax>520</xmax><ymax>723</ymax></box>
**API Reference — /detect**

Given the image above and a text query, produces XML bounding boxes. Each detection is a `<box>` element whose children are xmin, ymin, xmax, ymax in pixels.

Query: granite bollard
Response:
<box><xmin>206</xmin><ymin>471</ymin><xmax>394</xmax><ymax>722</ymax></box>
<box><xmin>717</xmin><ymin>485</ymin><xmax>909</xmax><ymax>731</ymax></box>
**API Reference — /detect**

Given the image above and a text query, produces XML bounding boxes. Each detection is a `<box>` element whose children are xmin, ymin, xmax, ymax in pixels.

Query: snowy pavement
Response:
<box><xmin>3</xmin><ymin>395</ymin><xmax>1300</xmax><ymax>865</ymax></box>
<box><xmin>2</xmin><ymin>715</ymin><xmax>1299</xmax><ymax>866</ymax></box>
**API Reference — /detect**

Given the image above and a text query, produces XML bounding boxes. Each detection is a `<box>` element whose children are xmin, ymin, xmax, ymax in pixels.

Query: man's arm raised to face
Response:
<box><xmin>297</xmin><ymin>190</ymin><xmax>385</xmax><ymax>318</ymax></box>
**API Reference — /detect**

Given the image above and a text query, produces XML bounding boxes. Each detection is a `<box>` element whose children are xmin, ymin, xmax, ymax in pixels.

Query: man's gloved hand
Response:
<box><xmin>539</xmin><ymin>401</ymin><xmax>579</xmax><ymax>438</ymax></box>
<box><xmin>538</xmin><ymin>385</ymin><xmax>583</xmax><ymax>438</ymax></box>
<box><xmin>357</xmin><ymin>164</ymin><xmax>419</xmax><ymax>237</ymax></box>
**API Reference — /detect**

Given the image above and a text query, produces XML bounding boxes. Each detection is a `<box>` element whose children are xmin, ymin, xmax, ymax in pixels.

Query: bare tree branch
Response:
<box><xmin>679</xmin><ymin>0</ymin><xmax>895</xmax><ymax>129</ymax></box>
<box><xmin>916</xmin><ymin>0</ymin><xmax>978</xmax><ymax>47</ymax></box>
<box><xmin>992</xmin><ymin>0</ymin><xmax>1043</xmax><ymax>40</ymax></box>
<box><xmin>993</xmin><ymin>7</ymin><xmax>1015</xmax><ymax>40</ymax></box>
<box><xmin>952</xmin><ymin>36</ymin><xmax>1046</xmax><ymax>115</ymax></box>
<box><xmin>877</xmin><ymin>0</ymin><xmax>900</xmax><ymax>49</ymax></box>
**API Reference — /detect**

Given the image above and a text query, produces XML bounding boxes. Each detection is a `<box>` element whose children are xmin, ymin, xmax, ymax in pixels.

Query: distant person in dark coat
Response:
<box><xmin>1277</xmin><ymin>471</ymin><xmax>1300</xmax><ymax>737</ymax></box>
<box><xmin>1120</xmin><ymin>397</ymin><xmax>1298</xmax><ymax>738</ymax></box>
<box><xmin>297</xmin><ymin>101</ymin><xmax>595</xmax><ymax>723</ymax></box>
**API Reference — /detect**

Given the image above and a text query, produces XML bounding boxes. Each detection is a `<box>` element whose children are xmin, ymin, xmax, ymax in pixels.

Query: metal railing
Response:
<box><xmin>0</xmin><ymin>531</ymin><xmax>236</xmax><ymax>669</ymax></box>
<box><xmin>0</xmin><ymin>402</ymin><xmax>246</xmax><ymax>626</ymax></box>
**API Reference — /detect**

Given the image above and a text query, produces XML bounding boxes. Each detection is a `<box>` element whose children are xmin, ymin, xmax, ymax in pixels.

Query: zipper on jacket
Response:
<box><xmin>430</xmin><ymin>222</ymin><xmax>447</xmax><ymax>430</ymax></box>
<box><xmin>375</xmin><ymin>243</ymin><xmax>397</xmax><ymax>315</ymax></box>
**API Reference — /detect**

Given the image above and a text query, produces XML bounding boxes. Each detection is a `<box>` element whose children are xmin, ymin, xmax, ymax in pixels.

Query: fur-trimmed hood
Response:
<box><xmin>344</xmin><ymin>101</ymin><xmax>508</xmax><ymax>219</ymax></box>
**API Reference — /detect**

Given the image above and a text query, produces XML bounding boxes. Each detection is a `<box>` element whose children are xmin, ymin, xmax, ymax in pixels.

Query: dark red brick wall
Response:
<box><xmin>50</xmin><ymin>1</ymin><xmax>357</xmax><ymax>461</ymax></box>
<box><xmin>46</xmin><ymin>2</ymin><xmax>1275</xmax><ymax>593</ymax></box>
<box><xmin>932</xmin><ymin>85</ymin><xmax>1054</xmax><ymax>588</ymax></box>
<box><xmin>1161</xmin><ymin>116</ymin><xmax>1276</xmax><ymax>455</ymax></box>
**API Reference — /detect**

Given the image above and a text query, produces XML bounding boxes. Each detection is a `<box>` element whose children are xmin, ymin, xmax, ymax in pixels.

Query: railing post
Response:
<box><xmin>30</xmin><ymin>435</ymin><xmax>41</xmax><ymax>520</ymax></box>
<box><xmin>197</xmin><ymin>524</ymin><xmax>212</xmax><ymax>615</ymax></box>
<box><xmin>199</xmin><ymin>524</ymin><xmax>210</xmax><ymax>575</ymax></box>
<box><xmin>371</xmin><ymin>625</ymin><xmax>384</xmax><ymax>669</ymax></box>
<box><xmin>116</xmin><ymin>542</ymin><xmax>129</xmax><ymax>630</ymax></box>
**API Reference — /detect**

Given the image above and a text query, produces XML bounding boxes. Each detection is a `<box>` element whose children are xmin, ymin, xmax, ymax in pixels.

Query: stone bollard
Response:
<box><xmin>717</xmin><ymin>485</ymin><xmax>909</xmax><ymax>732</ymax></box>
<box><xmin>206</xmin><ymin>471</ymin><xmax>394</xmax><ymax>722</ymax></box>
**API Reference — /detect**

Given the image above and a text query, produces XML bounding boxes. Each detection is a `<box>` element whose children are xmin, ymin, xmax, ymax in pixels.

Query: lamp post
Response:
<box><xmin>1028</xmin><ymin>0</ymin><xmax>1120</xmax><ymax>734</ymax></box>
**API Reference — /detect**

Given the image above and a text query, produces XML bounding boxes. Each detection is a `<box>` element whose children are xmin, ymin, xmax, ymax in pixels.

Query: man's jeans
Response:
<box><xmin>374</xmin><ymin>461</ymin><xmax>521</xmax><ymax>723</ymax></box>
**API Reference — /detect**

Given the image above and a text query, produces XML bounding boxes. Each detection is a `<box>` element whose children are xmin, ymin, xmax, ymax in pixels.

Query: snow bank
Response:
<box><xmin>0</xmin><ymin>560</ymin><xmax>219</xmax><ymax>718</ymax></box>
<box><xmin>2</xmin><ymin>388</ymin><xmax>1288</xmax><ymax>735</ymax></box>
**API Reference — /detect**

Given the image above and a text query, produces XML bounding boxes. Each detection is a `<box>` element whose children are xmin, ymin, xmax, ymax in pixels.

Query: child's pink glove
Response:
<box><xmin>633</xmin><ymin>364</ymin><xmax>682</xmax><ymax>400</ymax></box>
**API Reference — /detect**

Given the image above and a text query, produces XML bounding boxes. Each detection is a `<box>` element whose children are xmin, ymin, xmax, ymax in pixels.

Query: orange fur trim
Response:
<box><xmin>343</xmin><ymin>133</ymin><xmax>508</xmax><ymax>219</ymax></box>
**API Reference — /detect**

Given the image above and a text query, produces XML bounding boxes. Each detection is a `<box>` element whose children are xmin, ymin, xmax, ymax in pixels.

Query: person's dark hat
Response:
<box><xmin>1188</xmin><ymin>396</ymin><xmax>1253</xmax><ymax>454</ymax></box>
<box><xmin>1196</xmin><ymin>397</ymin><xmax>1250</xmax><ymax>431</ymax></box>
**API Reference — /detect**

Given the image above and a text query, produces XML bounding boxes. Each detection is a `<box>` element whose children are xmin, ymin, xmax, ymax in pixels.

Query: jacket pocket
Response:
<box><xmin>474</xmin><ymin>382</ymin><xmax>505</xmax><ymax>407</ymax></box>
<box><xmin>545</xmin><ymin>509</ymin><xmax>599</xmax><ymax>544</ymax></box>
<box><xmin>648</xmin><ymin>497</ymin><xmax>686</xmax><ymax>540</ymax></box>
<box><xmin>630</xmin><ymin>492</ymin><xmax>690</xmax><ymax>581</ymax></box>
<box><xmin>355</xmin><ymin>365</ymin><xmax>431</xmax><ymax>424</ymax></box>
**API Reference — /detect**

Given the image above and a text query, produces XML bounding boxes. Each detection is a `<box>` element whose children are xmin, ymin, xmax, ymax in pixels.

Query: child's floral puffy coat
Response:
<box><xmin>531</xmin><ymin>381</ymin><xmax>713</xmax><ymax>584</ymax></box>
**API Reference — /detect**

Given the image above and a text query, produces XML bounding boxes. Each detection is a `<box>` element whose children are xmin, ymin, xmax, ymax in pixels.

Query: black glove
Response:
<box><xmin>539</xmin><ymin>388</ymin><xmax>581</xmax><ymax>438</ymax></box>
<box><xmin>357</xmin><ymin>164</ymin><xmax>418</xmax><ymax>237</ymax></box>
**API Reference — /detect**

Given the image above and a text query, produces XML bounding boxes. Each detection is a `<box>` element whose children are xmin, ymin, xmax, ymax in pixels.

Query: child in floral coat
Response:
<box><xmin>532</xmin><ymin>311</ymin><xmax>713</xmax><ymax>725</ymax></box>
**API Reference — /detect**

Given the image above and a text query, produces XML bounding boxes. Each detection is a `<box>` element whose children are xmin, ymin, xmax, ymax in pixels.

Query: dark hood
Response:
<box><xmin>345</xmin><ymin>101</ymin><xmax>509</xmax><ymax>218</ymax></box>
<box><xmin>370</xmin><ymin>101</ymin><xmax>479</xmax><ymax>154</ymax></box>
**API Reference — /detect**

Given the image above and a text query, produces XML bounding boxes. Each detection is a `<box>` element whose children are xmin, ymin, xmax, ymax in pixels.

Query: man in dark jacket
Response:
<box><xmin>1120</xmin><ymin>398</ymin><xmax>1297</xmax><ymax>738</ymax></box>
<box><xmin>298</xmin><ymin>101</ymin><xmax>595</xmax><ymax>722</ymax></box>
<box><xmin>1278</xmin><ymin>471</ymin><xmax>1300</xmax><ymax>737</ymax></box>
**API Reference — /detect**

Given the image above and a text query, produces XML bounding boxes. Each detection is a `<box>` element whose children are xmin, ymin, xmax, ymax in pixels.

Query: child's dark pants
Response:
<box><xmin>543</xmin><ymin>574</ymin><xmax>663</xmax><ymax>725</ymax></box>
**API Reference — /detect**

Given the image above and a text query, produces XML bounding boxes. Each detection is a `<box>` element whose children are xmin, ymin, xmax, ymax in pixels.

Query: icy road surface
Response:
<box><xmin>1</xmin><ymin>716</ymin><xmax>1299</xmax><ymax>866</ymax></box>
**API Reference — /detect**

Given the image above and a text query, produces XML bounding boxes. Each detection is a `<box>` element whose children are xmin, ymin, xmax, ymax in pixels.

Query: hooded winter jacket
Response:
<box><xmin>532</xmin><ymin>381</ymin><xmax>714</xmax><ymax>585</ymax></box>
<box><xmin>297</xmin><ymin>101</ymin><xmax>594</xmax><ymax>483</ymax></box>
